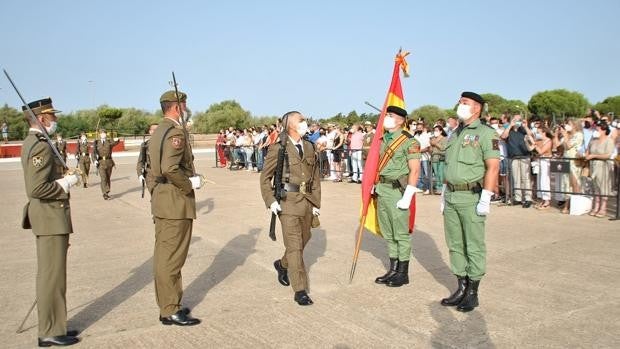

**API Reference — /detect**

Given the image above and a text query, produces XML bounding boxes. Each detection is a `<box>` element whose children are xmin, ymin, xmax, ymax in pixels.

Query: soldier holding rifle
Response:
<box><xmin>260</xmin><ymin>111</ymin><xmax>321</xmax><ymax>306</ymax></box>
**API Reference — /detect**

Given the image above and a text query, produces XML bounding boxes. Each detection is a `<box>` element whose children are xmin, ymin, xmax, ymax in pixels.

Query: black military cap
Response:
<box><xmin>386</xmin><ymin>105</ymin><xmax>407</xmax><ymax>118</ymax></box>
<box><xmin>22</xmin><ymin>97</ymin><xmax>61</xmax><ymax>115</ymax></box>
<box><xmin>461</xmin><ymin>91</ymin><xmax>485</xmax><ymax>105</ymax></box>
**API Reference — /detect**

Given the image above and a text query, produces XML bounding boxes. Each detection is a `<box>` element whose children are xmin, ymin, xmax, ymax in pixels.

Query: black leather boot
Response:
<box><xmin>375</xmin><ymin>258</ymin><xmax>398</xmax><ymax>284</ymax></box>
<box><xmin>441</xmin><ymin>275</ymin><xmax>469</xmax><ymax>306</ymax></box>
<box><xmin>456</xmin><ymin>279</ymin><xmax>480</xmax><ymax>312</ymax></box>
<box><xmin>386</xmin><ymin>260</ymin><xmax>409</xmax><ymax>287</ymax></box>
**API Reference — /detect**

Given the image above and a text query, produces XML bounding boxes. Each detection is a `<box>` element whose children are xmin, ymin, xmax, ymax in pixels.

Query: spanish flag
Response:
<box><xmin>361</xmin><ymin>49</ymin><xmax>415</xmax><ymax>236</ymax></box>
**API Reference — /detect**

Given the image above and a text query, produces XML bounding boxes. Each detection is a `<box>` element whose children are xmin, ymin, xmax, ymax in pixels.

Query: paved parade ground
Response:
<box><xmin>0</xmin><ymin>152</ymin><xmax>618</xmax><ymax>348</ymax></box>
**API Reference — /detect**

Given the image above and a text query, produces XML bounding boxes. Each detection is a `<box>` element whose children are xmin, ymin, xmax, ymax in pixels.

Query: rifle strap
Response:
<box><xmin>374</xmin><ymin>133</ymin><xmax>409</xmax><ymax>184</ymax></box>
<box><xmin>158</xmin><ymin>125</ymin><xmax>175</xmax><ymax>173</ymax></box>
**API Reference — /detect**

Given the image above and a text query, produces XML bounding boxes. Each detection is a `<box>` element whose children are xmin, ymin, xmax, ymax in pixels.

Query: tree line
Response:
<box><xmin>1</xmin><ymin>89</ymin><xmax>618</xmax><ymax>140</ymax></box>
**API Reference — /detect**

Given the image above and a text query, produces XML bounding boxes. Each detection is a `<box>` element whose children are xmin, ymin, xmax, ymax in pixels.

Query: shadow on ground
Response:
<box><xmin>183</xmin><ymin>228</ymin><xmax>260</xmax><ymax>309</ymax></box>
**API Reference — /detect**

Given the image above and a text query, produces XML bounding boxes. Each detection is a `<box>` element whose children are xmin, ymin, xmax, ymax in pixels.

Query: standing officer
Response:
<box><xmin>75</xmin><ymin>132</ymin><xmax>91</xmax><ymax>187</ymax></box>
<box><xmin>147</xmin><ymin>90</ymin><xmax>203</xmax><ymax>326</ymax></box>
<box><xmin>260</xmin><ymin>111</ymin><xmax>321</xmax><ymax>306</ymax></box>
<box><xmin>373</xmin><ymin>106</ymin><xmax>421</xmax><ymax>287</ymax></box>
<box><xmin>440</xmin><ymin>92</ymin><xmax>500</xmax><ymax>312</ymax></box>
<box><xmin>53</xmin><ymin>133</ymin><xmax>67</xmax><ymax>174</ymax></box>
<box><xmin>20</xmin><ymin>98</ymin><xmax>80</xmax><ymax>347</ymax></box>
<box><xmin>137</xmin><ymin>123</ymin><xmax>158</xmax><ymax>187</ymax></box>
<box><xmin>93</xmin><ymin>129</ymin><xmax>120</xmax><ymax>200</ymax></box>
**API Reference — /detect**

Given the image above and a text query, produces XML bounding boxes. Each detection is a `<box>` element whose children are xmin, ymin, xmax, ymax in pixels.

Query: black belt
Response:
<box><xmin>378</xmin><ymin>176</ymin><xmax>403</xmax><ymax>189</ymax></box>
<box><xmin>446</xmin><ymin>181</ymin><xmax>482</xmax><ymax>193</ymax></box>
<box><xmin>81</xmin><ymin>153</ymin><xmax>89</xmax><ymax>156</ymax></box>
<box><xmin>155</xmin><ymin>176</ymin><xmax>167</xmax><ymax>184</ymax></box>
<box><xmin>283</xmin><ymin>183</ymin><xmax>300</xmax><ymax>192</ymax></box>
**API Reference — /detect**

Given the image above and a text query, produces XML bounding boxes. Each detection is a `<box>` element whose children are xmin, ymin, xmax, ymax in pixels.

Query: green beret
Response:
<box><xmin>160</xmin><ymin>90</ymin><xmax>187</xmax><ymax>103</ymax></box>
<box><xmin>386</xmin><ymin>105</ymin><xmax>407</xmax><ymax>118</ymax></box>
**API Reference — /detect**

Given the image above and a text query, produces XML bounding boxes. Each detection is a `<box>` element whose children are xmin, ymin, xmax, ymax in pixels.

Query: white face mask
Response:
<box><xmin>535</xmin><ymin>133</ymin><xmax>543</xmax><ymax>140</ymax></box>
<box><xmin>296</xmin><ymin>121</ymin><xmax>309</xmax><ymax>136</ymax></box>
<box><xmin>456</xmin><ymin>104</ymin><xmax>472</xmax><ymax>121</ymax></box>
<box><xmin>383</xmin><ymin>116</ymin><xmax>397</xmax><ymax>130</ymax></box>
<box><xmin>433</xmin><ymin>131</ymin><xmax>441</xmax><ymax>137</ymax></box>
<box><xmin>45</xmin><ymin>121</ymin><xmax>57</xmax><ymax>135</ymax></box>
<box><xmin>80</xmin><ymin>136</ymin><xmax>87</xmax><ymax>142</ymax></box>
<box><xmin>57</xmin><ymin>137</ymin><xmax>62</xmax><ymax>141</ymax></box>
<box><xmin>490</xmin><ymin>124</ymin><xmax>499</xmax><ymax>130</ymax></box>
<box><xmin>592</xmin><ymin>130</ymin><xmax>601</xmax><ymax>139</ymax></box>
<box><xmin>100</xmin><ymin>133</ymin><xmax>106</xmax><ymax>140</ymax></box>
<box><xmin>564</xmin><ymin>124</ymin><xmax>573</xmax><ymax>132</ymax></box>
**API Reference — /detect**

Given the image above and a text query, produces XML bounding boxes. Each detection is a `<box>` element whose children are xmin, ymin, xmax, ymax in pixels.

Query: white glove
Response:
<box><xmin>312</xmin><ymin>207</ymin><xmax>320</xmax><ymax>216</ymax></box>
<box><xmin>396</xmin><ymin>185</ymin><xmax>416</xmax><ymax>210</ymax></box>
<box><xmin>476</xmin><ymin>189</ymin><xmax>493</xmax><ymax>216</ymax></box>
<box><xmin>138</xmin><ymin>175</ymin><xmax>145</xmax><ymax>183</ymax></box>
<box><xmin>270</xmin><ymin>201</ymin><xmax>282</xmax><ymax>215</ymax></box>
<box><xmin>189</xmin><ymin>175</ymin><xmax>203</xmax><ymax>189</ymax></box>
<box><xmin>440</xmin><ymin>184</ymin><xmax>446</xmax><ymax>214</ymax></box>
<box><xmin>113</xmin><ymin>137</ymin><xmax>119</xmax><ymax>142</ymax></box>
<box><xmin>94</xmin><ymin>160</ymin><xmax>99</xmax><ymax>166</ymax></box>
<box><xmin>55</xmin><ymin>173</ymin><xmax>79</xmax><ymax>193</ymax></box>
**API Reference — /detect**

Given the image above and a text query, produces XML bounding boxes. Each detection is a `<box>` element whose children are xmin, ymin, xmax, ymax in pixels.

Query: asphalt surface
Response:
<box><xmin>0</xmin><ymin>152</ymin><xmax>618</xmax><ymax>348</ymax></box>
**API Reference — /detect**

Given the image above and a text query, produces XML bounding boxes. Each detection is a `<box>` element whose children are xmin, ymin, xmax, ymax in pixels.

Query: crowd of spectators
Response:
<box><xmin>214</xmin><ymin>110</ymin><xmax>620</xmax><ymax>217</ymax></box>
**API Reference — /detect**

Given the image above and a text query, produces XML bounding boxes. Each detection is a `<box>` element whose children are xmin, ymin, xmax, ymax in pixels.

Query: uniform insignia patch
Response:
<box><xmin>32</xmin><ymin>156</ymin><xmax>44</xmax><ymax>168</ymax></box>
<box><xmin>171</xmin><ymin>137</ymin><xmax>183</xmax><ymax>149</ymax></box>
<box><xmin>492</xmin><ymin>139</ymin><xmax>500</xmax><ymax>150</ymax></box>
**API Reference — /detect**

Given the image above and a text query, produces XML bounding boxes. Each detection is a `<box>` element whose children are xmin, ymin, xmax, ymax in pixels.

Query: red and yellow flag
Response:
<box><xmin>360</xmin><ymin>49</ymin><xmax>415</xmax><ymax>236</ymax></box>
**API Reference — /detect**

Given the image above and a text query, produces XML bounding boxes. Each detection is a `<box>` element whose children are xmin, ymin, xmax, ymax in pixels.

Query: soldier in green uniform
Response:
<box><xmin>53</xmin><ymin>133</ymin><xmax>67</xmax><ymax>174</ymax></box>
<box><xmin>75</xmin><ymin>132</ymin><xmax>91</xmax><ymax>188</ymax></box>
<box><xmin>20</xmin><ymin>98</ymin><xmax>80</xmax><ymax>347</ymax></box>
<box><xmin>147</xmin><ymin>90</ymin><xmax>203</xmax><ymax>326</ymax></box>
<box><xmin>373</xmin><ymin>106</ymin><xmax>421</xmax><ymax>287</ymax></box>
<box><xmin>93</xmin><ymin>129</ymin><xmax>120</xmax><ymax>200</ymax></box>
<box><xmin>440</xmin><ymin>92</ymin><xmax>500</xmax><ymax>312</ymax></box>
<box><xmin>260</xmin><ymin>111</ymin><xmax>321</xmax><ymax>306</ymax></box>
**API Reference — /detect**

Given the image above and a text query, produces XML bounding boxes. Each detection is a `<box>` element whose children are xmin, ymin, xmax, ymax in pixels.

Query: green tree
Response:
<box><xmin>592</xmin><ymin>96</ymin><xmax>620</xmax><ymax>117</ymax></box>
<box><xmin>193</xmin><ymin>100</ymin><xmax>251</xmax><ymax>133</ymax></box>
<box><xmin>410</xmin><ymin>105</ymin><xmax>447</xmax><ymax>125</ymax></box>
<box><xmin>528</xmin><ymin>89</ymin><xmax>590</xmax><ymax>119</ymax></box>
<box><xmin>480</xmin><ymin>93</ymin><xmax>527</xmax><ymax>116</ymax></box>
<box><xmin>0</xmin><ymin>103</ymin><xmax>28</xmax><ymax>140</ymax></box>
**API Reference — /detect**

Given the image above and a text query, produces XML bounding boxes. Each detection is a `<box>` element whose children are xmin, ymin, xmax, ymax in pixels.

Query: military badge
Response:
<box><xmin>171</xmin><ymin>137</ymin><xmax>183</xmax><ymax>149</ymax></box>
<box><xmin>492</xmin><ymin>139</ymin><xmax>500</xmax><ymax>150</ymax></box>
<box><xmin>408</xmin><ymin>141</ymin><xmax>421</xmax><ymax>154</ymax></box>
<box><xmin>32</xmin><ymin>156</ymin><xmax>44</xmax><ymax>168</ymax></box>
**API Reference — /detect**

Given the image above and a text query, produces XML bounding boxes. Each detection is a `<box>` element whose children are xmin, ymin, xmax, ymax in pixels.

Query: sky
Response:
<box><xmin>0</xmin><ymin>0</ymin><xmax>618</xmax><ymax>119</ymax></box>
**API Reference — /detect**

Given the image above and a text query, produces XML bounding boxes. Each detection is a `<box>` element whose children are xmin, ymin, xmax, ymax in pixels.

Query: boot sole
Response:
<box><xmin>386</xmin><ymin>281</ymin><xmax>409</xmax><ymax>287</ymax></box>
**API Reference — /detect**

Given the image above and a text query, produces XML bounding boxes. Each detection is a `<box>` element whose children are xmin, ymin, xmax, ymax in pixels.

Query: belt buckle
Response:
<box><xmin>300</xmin><ymin>182</ymin><xmax>307</xmax><ymax>194</ymax></box>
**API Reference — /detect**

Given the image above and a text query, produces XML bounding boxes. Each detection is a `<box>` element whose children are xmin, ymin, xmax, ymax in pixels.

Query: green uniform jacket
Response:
<box><xmin>76</xmin><ymin>141</ymin><xmax>90</xmax><ymax>160</ymax></box>
<box><xmin>93</xmin><ymin>138</ymin><xmax>120</xmax><ymax>169</ymax></box>
<box><xmin>444</xmin><ymin>119</ymin><xmax>500</xmax><ymax>185</ymax></box>
<box><xmin>260</xmin><ymin>138</ymin><xmax>321</xmax><ymax>216</ymax></box>
<box><xmin>375</xmin><ymin>129</ymin><xmax>421</xmax><ymax>196</ymax></box>
<box><xmin>147</xmin><ymin>118</ymin><xmax>196</xmax><ymax>219</ymax></box>
<box><xmin>21</xmin><ymin>131</ymin><xmax>73</xmax><ymax>236</ymax></box>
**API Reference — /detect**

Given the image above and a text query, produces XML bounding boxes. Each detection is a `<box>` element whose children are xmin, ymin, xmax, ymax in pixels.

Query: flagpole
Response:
<box><xmin>349</xmin><ymin>216</ymin><xmax>368</xmax><ymax>283</ymax></box>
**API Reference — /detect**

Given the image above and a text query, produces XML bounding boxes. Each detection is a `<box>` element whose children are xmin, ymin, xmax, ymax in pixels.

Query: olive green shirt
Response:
<box><xmin>378</xmin><ymin>129</ymin><xmax>421</xmax><ymax>181</ymax></box>
<box><xmin>444</xmin><ymin>119</ymin><xmax>500</xmax><ymax>185</ymax></box>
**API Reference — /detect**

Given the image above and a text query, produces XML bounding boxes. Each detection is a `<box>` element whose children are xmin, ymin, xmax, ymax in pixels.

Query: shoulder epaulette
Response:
<box><xmin>401</xmin><ymin>130</ymin><xmax>415</xmax><ymax>138</ymax></box>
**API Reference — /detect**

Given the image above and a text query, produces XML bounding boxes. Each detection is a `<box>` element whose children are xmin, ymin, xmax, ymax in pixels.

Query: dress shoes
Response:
<box><xmin>273</xmin><ymin>259</ymin><xmax>290</xmax><ymax>286</ymax></box>
<box><xmin>103</xmin><ymin>193</ymin><xmax>110</xmax><ymax>200</ymax></box>
<box><xmin>522</xmin><ymin>201</ymin><xmax>532</xmax><ymax>208</ymax></box>
<box><xmin>66</xmin><ymin>330</ymin><xmax>79</xmax><ymax>337</ymax></box>
<box><xmin>38</xmin><ymin>335</ymin><xmax>79</xmax><ymax>347</ymax></box>
<box><xmin>294</xmin><ymin>290</ymin><xmax>313</xmax><ymax>306</ymax></box>
<box><xmin>160</xmin><ymin>309</ymin><xmax>201</xmax><ymax>326</ymax></box>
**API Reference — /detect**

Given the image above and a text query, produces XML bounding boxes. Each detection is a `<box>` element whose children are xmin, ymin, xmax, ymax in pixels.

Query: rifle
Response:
<box><xmin>141</xmin><ymin>171</ymin><xmax>146</xmax><ymax>198</ymax></box>
<box><xmin>3</xmin><ymin>69</ymin><xmax>69</xmax><ymax>169</ymax></box>
<box><xmin>171</xmin><ymin>72</ymin><xmax>196</xmax><ymax>176</ymax></box>
<box><xmin>268</xmin><ymin>116</ymin><xmax>289</xmax><ymax>241</ymax></box>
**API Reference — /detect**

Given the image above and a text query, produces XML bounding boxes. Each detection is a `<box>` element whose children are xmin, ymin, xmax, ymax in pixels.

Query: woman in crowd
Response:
<box><xmin>557</xmin><ymin>118</ymin><xmax>584</xmax><ymax>214</ymax></box>
<box><xmin>216</xmin><ymin>130</ymin><xmax>227</xmax><ymax>167</ymax></box>
<box><xmin>429</xmin><ymin>125</ymin><xmax>447</xmax><ymax>194</ymax></box>
<box><xmin>348</xmin><ymin>124</ymin><xmax>364</xmax><ymax>183</ymax></box>
<box><xmin>585</xmin><ymin>121</ymin><xmax>615</xmax><ymax>217</ymax></box>
<box><xmin>315</xmin><ymin>128</ymin><xmax>330</xmax><ymax>178</ymax></box>
<box><xmin>331</xmin><ymin>126</ymin><xmax>344</xmax><ymax>182</ymax></box>
<box><xmin>533</xmin><ymin>127</ymin><xmax>553</xmax><ymax>209</ymax></box>
<box><xmin>243</xmin><ymin>129</ymin><xmax>255</xmax><ymax>171</ymax></box>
